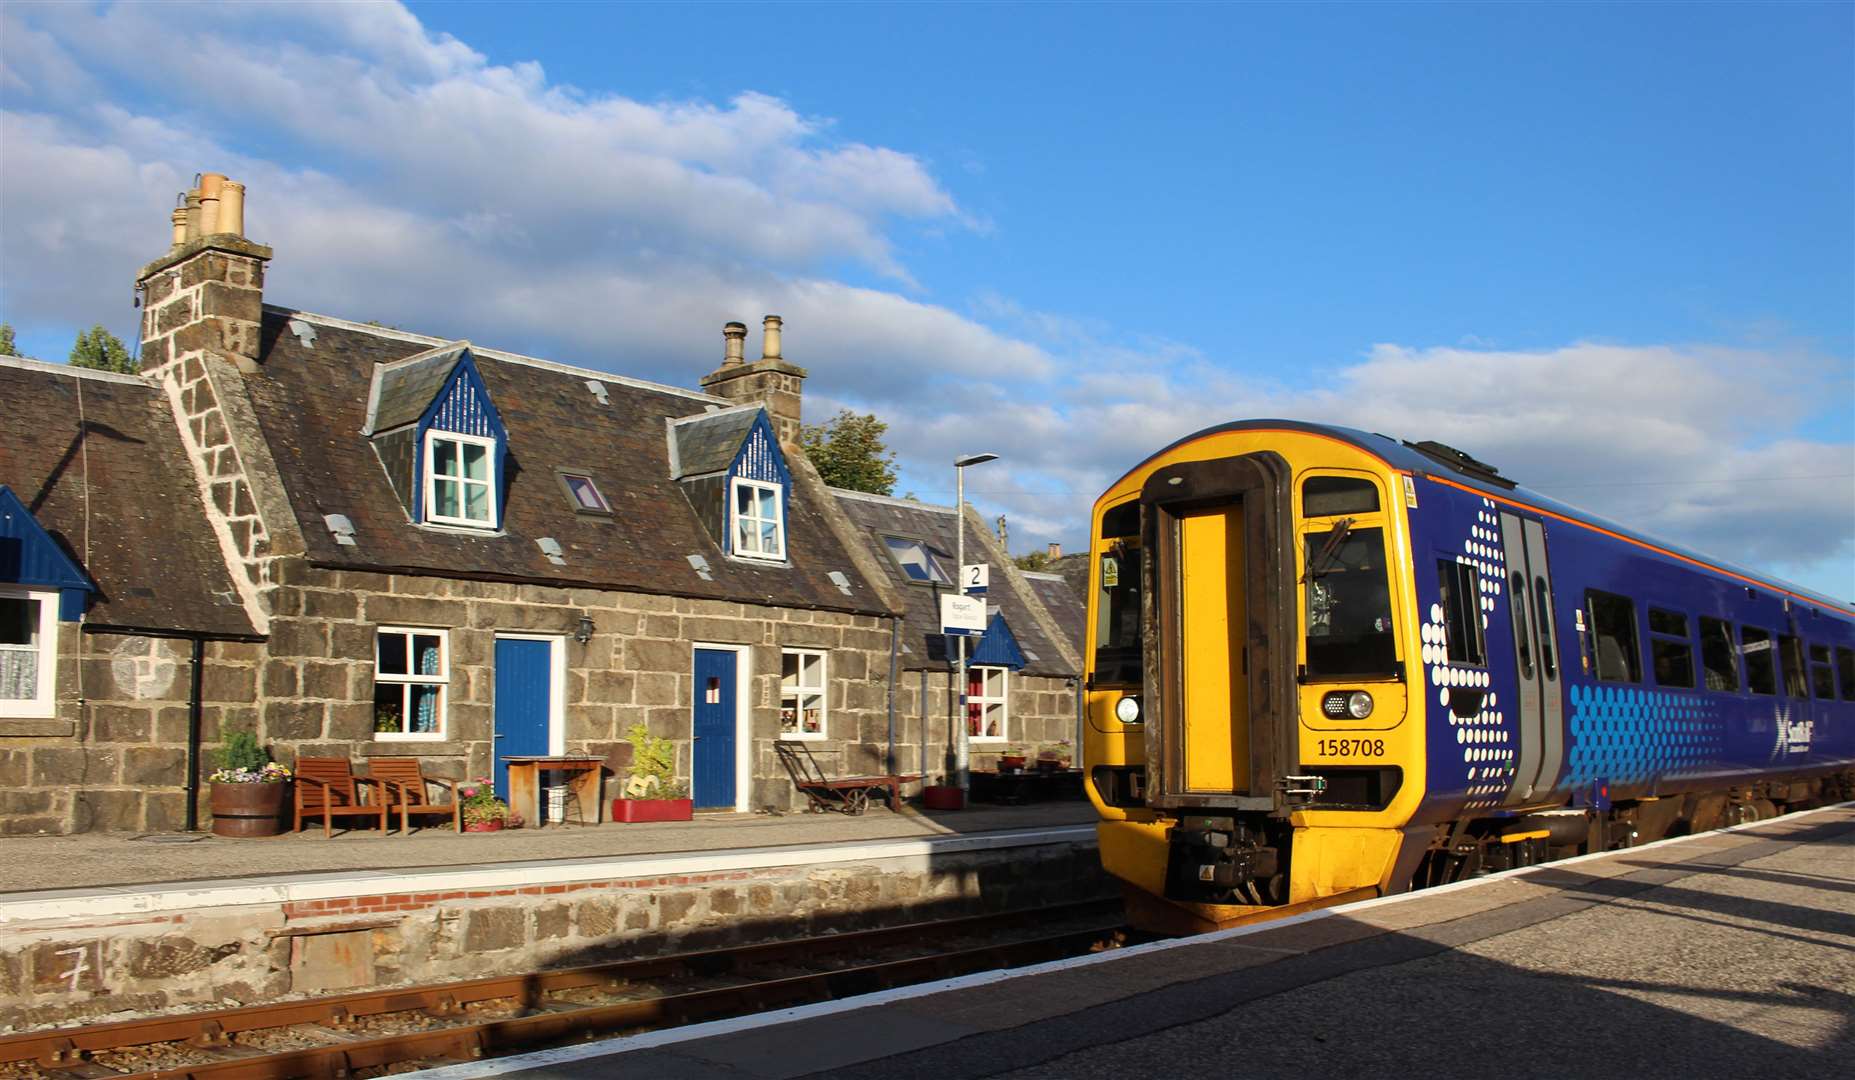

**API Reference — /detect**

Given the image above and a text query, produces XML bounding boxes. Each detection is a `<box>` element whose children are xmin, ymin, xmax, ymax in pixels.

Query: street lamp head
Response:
<box><xmin>954</xmin><ymin>452</ymin><xmax>999</xmax><ymax>468</ymax></box>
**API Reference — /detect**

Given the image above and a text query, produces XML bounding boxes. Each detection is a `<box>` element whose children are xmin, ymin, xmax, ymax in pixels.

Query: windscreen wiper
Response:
<box><xmin>1303</xmin><ymin>517</ymin><xmax>1354</xmax><ymax>582</ymax></box>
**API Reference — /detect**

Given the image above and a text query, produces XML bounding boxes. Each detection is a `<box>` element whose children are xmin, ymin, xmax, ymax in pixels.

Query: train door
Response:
<box><xmin>1139</xmin><ymin>452</ymin><xmax>1293</xmax><ymax>811</ymax></box>
<box><xmin>1498</xmin><ymin>513</ymin><xmax>1564</xmax><ymax>803</ymax></box>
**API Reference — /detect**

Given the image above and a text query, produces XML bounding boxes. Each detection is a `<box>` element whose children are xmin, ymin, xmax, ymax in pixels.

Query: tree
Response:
<box><xmin>1013</xmin><ymin>551</ymin><xmax>1053</xmax><ymax>571</ymax></box>
<box><xmin>800</xmin><ymin>409</ymin><xmax>898</xmax><ymax>495</ymax></box>
<box><xmin>0</xmin><ymin>323</ymin><xmax>16</xmax><ymax>356</ymax></box>
<box><xmin>69</xmin><ymin>325</ymin><xmax>134</xmax><ymax>373</ymax></box>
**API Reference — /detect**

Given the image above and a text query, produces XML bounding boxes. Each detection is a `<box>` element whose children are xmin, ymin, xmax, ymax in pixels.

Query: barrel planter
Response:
<box><xmin>209</xmin><ymin>781</ymin><xmax>288</xmax><ymax>837</ymax></box>
<box><xmin>611</xmin><ymin>797</ymin><xmax>693</xmax><ymax>823</ymax></box>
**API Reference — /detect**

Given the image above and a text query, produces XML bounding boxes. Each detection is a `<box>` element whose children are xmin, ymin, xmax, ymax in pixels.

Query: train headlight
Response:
<box><xmin>1321</xmin><ymin>691</ymin><xmax>1374</xmax><ymax>719</ymax></box>
<box><xmin>1115</xmin><ymin>696</ymin><xmax>1143</xmax><ymax>724</ymax></box>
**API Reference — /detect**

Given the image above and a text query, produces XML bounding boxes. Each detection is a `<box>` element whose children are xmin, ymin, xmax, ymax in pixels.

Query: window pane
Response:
<box><xmin>1700</xmin><ymin>618</ymin><xmax>1737</xmax><ymax>691</ymax></box>
<box><xmin>1436</xmin><ymin>560</ymin><xmax>1485</xmax><ymax>665</ymax></box>
<box><xmin>985</xmin><ymin>667</ymin><xmax>1004</xmax><ymax>696</ymax></box>
<box><xmin>377</xmin><ymin>632</ymin><xmax>409</xmax><ymax>675</ymax></box>
<box><xmin>760</xmin><ymin>519</ymin><xmax>780</xmax><ymax>553</ymax></box>
<box><xmin>1586</xmin><ymin>590</ymin><xmax>1641</xmax><ymax>682</ymax></box>
<box><xmin>432</xmin><ymin>478</ymin><xmax>460</xmax><ymax>518</ymax></box>
<box><xmin>408</xmin><ymin>684</ymin><xmax>441</xmax><ymax>733</ymax></box>
<box><xmin>801</xmin><ymin>652</ymin><xmax>822</xmax><ymax>688</ymax></box>
<box><xmin>1652</xmin><ymin>639</ymin><xmax>1695</xmax><ymax>688</ymax></box>
<box><xmin>737</xmin><ymin>517</ymin><xmax>758</xmax><ymax>553</ymax></box>
<box><xmin>1302</xmin><ymin>476</ymin><xmax>1379</xmax><ymax>516</ymax></box>
<box><xmin>1741</xmin><ymin>627</ymin><xmax>1776</xmax><ymax>695</ymax></box>
<box><xmin>1508</xmin><ymin>572</ymin><xmax>1533</xmax><ymax>680</ymax></box>
<box><xmin>1094</xmin><ymin>547</ymin><xmax>1144</xmax><ymax>686</ymax></box>
<box><xmin>0</xmin><ymin>648</ymin><xmax>38</xmax><ymax>701</ymax></box>
<box><xmin>1304</xmin><ymin>527</ymin><xmax>1397</xmax><ymax>678</ymax></box>
<box><xmin>461</xmin><ymin>442</ymin><xmax>488</xmax><ymax>480</ymax></box>
<box><xmin>1838</xmin><ymin>647</ymin><xmax>1855</xmax><ymax>701</ymax></box>
<box><xmin>433</xmin><ymin>439</ymin><xmax>457</xmax><ymax>476</ymax></box>
<box><xmin>566</xmin><ymin>475</ymin><xmax>606</xmax><ymax>511</ymax></box>
<box><xmin>736</xmin><ymin>484</ymin><xmax>755</xmax><ymax>514</ymax></box>
<box><xmin>373</xmin><ymin>684</ymin><xmax>405</xmax><ymax>734</ymax></box>
<box><xmin>1779</xmin><ymin>635</ymin><xmax>1809</xmax><ymax>697</ymax></box>
<box><xmin>0</xmin><ymin>597</ymin><xmax>37</xmax><ymax>647</ymax></box>
<box><xmin>1812</xmin><ymin>661</ymin><xmax>1836</xmax><ymax>700</ymax></box>
<box><xmin>414</xmin><ymin>635</ymin><xmax>442</xmax><ymax>676</ymax></box>
<box><xmin>782</xmin><ymin>652</ymin><xmax>800</xmax><ymax>686</ymax></box>
<box><xmin>981</xmin><ymin>703</ymin><xmax>1005</xmax><ymax>738</ymax></box>
<box><xmin>464</xmin><ymin>482</ymin><xmax>489</xmax><ymax>522</ymax></box>
<box><xmin>800</xmin><ymin>692</ymin><xmax>823</xmax><ymax>733</ymax></box>
<box><xmin>756</xmin><ymin>486</ymin><xmax>777</xmax><ymax>516</ymax></box>
<box><xmin>1648</xmin><ymin>609</ymin><xmax>1688</xmax><ymax>636</ymax></box>
<box><xmin>1808</xmin><ymin>643</ymin><xmax>1830</xmax><ymax>664</ymax></box>
<box><xmin>1533</xmin><ymin>578</ymin><xmax>1558</xmax><ymax>680</ymax></box>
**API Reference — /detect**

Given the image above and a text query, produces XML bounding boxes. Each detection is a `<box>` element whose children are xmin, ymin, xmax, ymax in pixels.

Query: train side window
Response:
<box><xmin>1740</xmin><ymin>626</ymin><xmax>1776</xmax><ymax>695</ymax></box>
<box><xmin>1585</xmin><ymin>589</ymin><xmax>1641</xmax><ymax>682</ymax></box>
<box><xmin>1532</xmin><ymin>577</ymin><xmax>1557</xmax><ymax>680</ymax></box>
<box><xmin>1302</xmin><ymin>476</ymin><xmax>1378</xmax><ymax>517</ymax></box>
<box><xmin>1808</xmin><ymin>644</ymin><xmax>1836</xmax><ymax>699</ymax></box>
<box><xmin>1648</xmin><ymin>607</ymin><xmax>1695</xmax><ymax>689</ymax></box>
<box><xmin>1508</xmin><ymin>571</ymin><xmax>1533</xmax><ymax>679</ymax></box>
<box><xmin>1436</xmin><ymin>560</ymin><xmax>1486</xmax><ymax>665</ymax></box>
<box><xmin>1838</xmin><ymin>647</ymin><xmax>1855</xmax><ymax>701</ymax></box>
<box><xmin>1778</xmin><ymin>635</ymin><xmax>1809</xmax><ymax>698</ymax></box>
<box><xmin>1099</xmin><ymin>501</ymin><xmax>1139</xmax><ymax>540</ymax></box>
<box><xmin>1700</xmin><ymin>617</ymin><xmax>1738</xmax><ymax>691</ymax></box>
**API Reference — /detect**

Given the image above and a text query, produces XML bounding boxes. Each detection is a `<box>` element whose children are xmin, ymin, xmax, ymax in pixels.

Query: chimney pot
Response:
<box><xmin>197</xmin><ymin>173</ymin><xmax>226</xmax><ymax>235</ymax></box>
<box><xmin>219</xmin><ymin>181</ymin><xmax>246</xmax><ymax>238</ymax></box>
<box><xmin>183</xmin><ymin>190</ymin><xmax>202</xmax><ymax>242</ymax></box>
<box><xmin>722</xmin><ymin>321</ymin><xmax>747</xmax><ymax>367</ymax></box>
<box><xmin>169</xmin><ymin>208</ymin><xmax>188</xmax><ymax>249</ymax></box>
<box><xmin>761</xmin><ymin>315</ymin><xmax>782</xmax><ymax>361</ymax></box>
<box><xmin>1047</xmin><ymin>542</ymin><xmax>1062</xmax><ymax>560</ymax></box>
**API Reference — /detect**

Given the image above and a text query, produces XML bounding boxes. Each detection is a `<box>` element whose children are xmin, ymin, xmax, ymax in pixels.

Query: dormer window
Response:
<box><xmin>733</xmin><ymin>478</ymin><xmax>785</xmax><ymax>560</ymax></box>
<box><xmin>883</xmin><ymin>535</ymin><xmax>952</xmax><ymax>584</ymax></box>
<box><xmin>425</xmin><ymin>431</ymin><xmax>497</xmax><ymax>527</ymax></box>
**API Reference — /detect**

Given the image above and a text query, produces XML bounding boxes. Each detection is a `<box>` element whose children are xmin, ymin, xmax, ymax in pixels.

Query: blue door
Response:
<box><xmin>692</xmin><ymin>648</ymin><xmax>737</xmax><ymax>809</ymax></box>
<box><xmin>493</xmin><ymin>637</ymin><xmax>553</xmax><ymax>802</ymax></box>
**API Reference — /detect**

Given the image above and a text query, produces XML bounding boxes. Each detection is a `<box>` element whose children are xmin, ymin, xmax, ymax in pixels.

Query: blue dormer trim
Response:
<box><xmin>411</xmin><ymin>350</ymin><xmax>509</xmax><ymax>528</ymax></box>
<box><xmin>724</xmin><ymin>411</ymin><xmax>792</xmax><ymax>559</ymax></box>
<box><xmin>969</xmin><ymin>612</ymin><xmax>1027</xmax><ymax>670</ymax></box>
<box><xmin>0</xmin><ymin>485</ymin><xmax>94</xmax><ymax>621</ymax></box>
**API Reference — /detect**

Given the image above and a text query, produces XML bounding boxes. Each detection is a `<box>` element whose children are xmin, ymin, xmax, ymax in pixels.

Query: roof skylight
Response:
<box><xmin>883</xmin><ymin>536</ymin><xmax>951</xmax><ymax>585</ymax></box>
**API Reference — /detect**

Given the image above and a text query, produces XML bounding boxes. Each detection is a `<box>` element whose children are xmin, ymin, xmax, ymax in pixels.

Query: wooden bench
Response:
<box><xmin>775</xmin><ymin>742</ymin><xmax>919</xmax><ymax>815</ymax></box>
<box><xmin>369</xmin><ymin>757</ymin><xmax>463</xmax><ymax>834</ymax></box>
<box><xmin>293</xmin><ymin>757</ymin><xmax>390</xmax><ymax>837</ymax></box>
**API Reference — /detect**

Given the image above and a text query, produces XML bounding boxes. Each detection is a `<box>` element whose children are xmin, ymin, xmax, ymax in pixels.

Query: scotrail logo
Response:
<box><xmin>1771</xmin><ymin>705</ymin><xmax>1813</xmax><ymax>758</ymax></box>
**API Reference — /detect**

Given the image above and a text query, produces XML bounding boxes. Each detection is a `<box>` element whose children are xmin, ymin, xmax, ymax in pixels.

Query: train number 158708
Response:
<box><xmin>1315</xmin><ymin>737</ymin><xmax>1385</xmax><ymax>758</ymax></box>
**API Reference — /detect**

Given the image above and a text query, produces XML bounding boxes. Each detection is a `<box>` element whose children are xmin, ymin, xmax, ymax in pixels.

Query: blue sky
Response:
<box><xmin>3</xmin><ymin>2</ymin><xmax>1851</xmax><ymax>595</ymax></box>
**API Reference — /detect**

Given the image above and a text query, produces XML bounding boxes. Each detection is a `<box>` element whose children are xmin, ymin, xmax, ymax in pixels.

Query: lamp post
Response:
<box><xmin>953</xmin><ymin>451</ymin><xmax>998</xmax><ymax>795</ymax></box>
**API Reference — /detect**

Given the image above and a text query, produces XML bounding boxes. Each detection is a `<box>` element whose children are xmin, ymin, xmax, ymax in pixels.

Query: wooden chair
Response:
<box><xmin>292</xmin><ymin>757</ymin><xmax>389</xmax><ymax>837</ymax></box>
<box><xmin>369</xmin><ymin>757</ymin><xmax>463</xmax><ymax>834</ymax></box>
<box><xmin>775</xmin><ymin>742</ymin><xmax>919</xmax><ymax>815</ymax></box>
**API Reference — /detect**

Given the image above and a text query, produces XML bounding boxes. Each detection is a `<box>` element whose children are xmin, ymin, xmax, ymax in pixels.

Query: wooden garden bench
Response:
<box><xmin>293</xmin><ymin>757</ymin><xmax>390</xmax><ymax>837</ymax></box>
<box><xmin>369</xmin><ymin>757</ymin><xmax>463</xmax><ymax>834</ymax></box>
<box><xmin>775</xmin><ymin>742</ymin><xmax>919</xmax><ymax>815</ymax></box>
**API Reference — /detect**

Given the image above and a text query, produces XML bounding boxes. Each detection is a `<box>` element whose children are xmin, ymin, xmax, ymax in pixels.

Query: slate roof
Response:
<box><xmin>0</xmin><ymin>358</ymin><xmax>258</xmax><ymax>637</ymax></box>
<box><xmin>245</xmin><ymin>308</ymin><xmax>889</xmax><ymax>616</ymax></box>
<box><xmin>669</xmin><ymin>407</ymin><xmax>762</xmax><ymax>479</ymax></box>
<box><xmin>362</xmin><ymin>342</ymin><xmax>468</xmax><ymax>434</ymax></box>
<box><xmin>1022</xmin><ymin>569</ymin><xmax>1085</xmax><ymax>659</ymax></box>
<box><xmin>830</xmin><ymin>488</ymin><xmax>1076</xmax><ymax>678</ymax></box>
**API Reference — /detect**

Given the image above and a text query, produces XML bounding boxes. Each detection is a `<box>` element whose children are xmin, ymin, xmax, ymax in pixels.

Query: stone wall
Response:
<box><xmin>898</xmin><ymin>668</ymin><xmax>1080</xmax><ymax>780</ymax></box>
<box><xmin>0</xmin><ymin>840</ymin><xmax>1110</xmax><ymax>1029</ymax></box>
<box><xmin>0</xmin><ymin>631</ymin><xmax>261</xmax><ymax>836</ymax></box>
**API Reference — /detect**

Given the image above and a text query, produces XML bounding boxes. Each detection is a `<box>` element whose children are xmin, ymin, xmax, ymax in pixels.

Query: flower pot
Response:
<box><xmin>922</xmin><ymin>785</ymin><xmax>965</xmax><ymax>811</ymax></box>
<box><xmin>210</xmin><ymin>781</ymin><xmax>287</xmax><ymax>838</ymax></box>
<box><xmin>1036</xmin><ymin>759</ymin><xmax>1064</xmax><ymax>772</ymax></box>
<box><xmin>464</xmin><ymin>819</ymin><xmax>505</xmax><ymax>833</ymax></box>
<box><xmin>611</xmin><ymin>798</ymin><xmax>694</xmax><ymax>823</ymax></box>
<box><xmin>998</xmin><ymin>755</ymin><xmax>1027</xmax><ymax>771</ymax></box>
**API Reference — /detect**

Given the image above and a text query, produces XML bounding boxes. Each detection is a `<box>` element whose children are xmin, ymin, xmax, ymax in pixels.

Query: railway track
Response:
<box><xmin>2</xmin><ymin>901</ymin><xmax>1127</xmax><ymax>1080</ymax></box>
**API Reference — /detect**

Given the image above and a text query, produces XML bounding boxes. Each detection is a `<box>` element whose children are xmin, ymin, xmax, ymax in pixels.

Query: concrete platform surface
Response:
<box><xmin>0</xmin><ymin>802</ymin><xmax>1095</xmax><ymax>896</ymax></box>
<box><xmin>431</xmin><ymin>804</ymin><xmax>1855</xmax><ymax>1080</ymax></box>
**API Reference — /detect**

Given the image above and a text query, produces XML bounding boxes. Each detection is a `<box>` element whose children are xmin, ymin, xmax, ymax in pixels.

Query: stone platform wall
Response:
<box><xmin>0</xmin><ymin>839</ymin><xmax>1111</xmax><ymax>1030</ymax></box>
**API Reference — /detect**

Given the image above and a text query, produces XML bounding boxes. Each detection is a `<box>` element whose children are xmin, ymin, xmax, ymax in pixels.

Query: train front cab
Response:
<box><xmin>1085</xmin><ymin>429</ymin><xmax>1431</xmax><ymax>934</ymax></box>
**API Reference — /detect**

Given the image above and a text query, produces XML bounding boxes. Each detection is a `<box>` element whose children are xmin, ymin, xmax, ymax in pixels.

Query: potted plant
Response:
<box><xmin>922</xmin><ymin>777</ymin><xmax>965</xmax><ymax>810</ymax></box>
<box><xmin>611</xmin><ymin>723</ymin><xmax>694</xmax><ymax>822</ymax></box>
<box><xmin>997</xmin><ymin>745</ymin><xmax>1028</xmax><ymax>771</ymax></box>
<box><xmin>1037</xmin><ymin>741</ymin><xmax>1073</xmax><ymax>771</ymax></box>
<box><xmin>459</xmin><ymin>778</ymin><xmax>511</xmax><ymax>832</ymax></box>
<box><xmin>207</xmin><ymin>729</ymin><xmax>292</xmax><ymax>837</ymax></box>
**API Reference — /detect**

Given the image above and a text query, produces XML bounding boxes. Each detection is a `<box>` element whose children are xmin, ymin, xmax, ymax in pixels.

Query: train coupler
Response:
<box><xmin>1164</xmin><ymin>815</ymin><xmax>1285</xmax><ymax>905</ymax></box>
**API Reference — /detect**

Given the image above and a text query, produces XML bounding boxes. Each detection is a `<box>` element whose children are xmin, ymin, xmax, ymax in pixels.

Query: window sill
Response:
<box><xmin>778</xmin><ymin>732</ymin><xmax>828</xmax><ymax>742</ymax></box>
<box><xmin>414</xmin><ymin>521</ymin><xmax>503</xmax><ymax>538</ymax></box>
<box><xmin>372</xmin><ymin>733</ymin><xmax>449</xmax><ymax>743</ymax></box>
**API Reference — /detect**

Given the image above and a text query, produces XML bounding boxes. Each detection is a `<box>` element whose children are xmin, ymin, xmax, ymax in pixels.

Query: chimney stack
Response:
<box><xmin>1047</xmin><ymin>542</ymin><xmax>1062</xmax><ymax>560</ymax></box>
<box><xmin>722</xmin><ymin>321</ymin><xmax>747</xmax><ymax>367</ymax></box>
<box><xmin>137</xmin><ymin>169</ymin><xmax>272</xmax><ymax>376</ymax></box>
<box><xmin>761</xmin><ymin>315</ymin><xmax>783</xmax><ymax>361</ymax></box>
<box><xmin>700</xmin><ymin>314</ymin><xmax>808</xmax><ymax>444</ymax></box>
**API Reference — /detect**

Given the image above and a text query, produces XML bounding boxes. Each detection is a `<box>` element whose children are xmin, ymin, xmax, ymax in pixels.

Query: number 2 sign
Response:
<box><xmin>962</xmin><ymin>563</ymin><xmax>989</xmax><ymax>595</ymax></box>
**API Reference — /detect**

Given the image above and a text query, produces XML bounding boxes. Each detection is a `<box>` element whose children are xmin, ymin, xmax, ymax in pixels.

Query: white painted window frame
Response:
<box><xmin>730</xmin><ymin>476</ymin><xmax>786</xmax><ymax>561</ymax></box>
<box><xmin>0</xmin><ymin>586</ymin><xmax>58</xmax><ymax>720</ymax></box>
<box><xmin>374</xmin><ymin>626</ymin><xmax>450</xmax><ymax>741</ymax></box>
<box><xmin>779</xmin><ymin>647</ymin><xmax>828</xmax><ymax>741</ymax></box>
<box><xmin>967</xmin><ymin>664</ymin><xmax>1009</xmax><ymax>743</ymax></box>
<box><xmin>692</xmin><ymin>642</ymin><xmax>753</xmax><ymax>812</ymax></box>
<box><xmin>424</xmin><ymin>429</ymin><xmax>499</xmax><ymax>528</ymax></box>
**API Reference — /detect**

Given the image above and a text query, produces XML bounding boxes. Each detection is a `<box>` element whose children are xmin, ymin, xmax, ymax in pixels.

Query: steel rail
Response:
<box><xmin>5</xmin><ymin>900</ymin><xmax>1121</xmax><ymax>1072</ymax></box>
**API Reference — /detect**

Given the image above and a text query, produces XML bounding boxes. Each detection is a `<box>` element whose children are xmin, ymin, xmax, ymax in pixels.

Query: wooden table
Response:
<box><xmin>503</xmin><ymin>756</ymin><xmax>605</xmax><ymax>827</ymax></box>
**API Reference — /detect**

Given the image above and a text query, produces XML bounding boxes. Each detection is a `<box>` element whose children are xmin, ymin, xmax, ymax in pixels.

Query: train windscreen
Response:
<box><xmin>1303</xmin><ymin>526</ymin><xmax>1397</xmax><ymax>678</ymax></box>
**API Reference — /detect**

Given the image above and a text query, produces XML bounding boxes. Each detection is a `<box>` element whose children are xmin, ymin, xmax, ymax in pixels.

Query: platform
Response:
<box><xmin>427</xmin><ymin>803</ymin><xmax>1855</xmax><ymax>1080</ymax></box>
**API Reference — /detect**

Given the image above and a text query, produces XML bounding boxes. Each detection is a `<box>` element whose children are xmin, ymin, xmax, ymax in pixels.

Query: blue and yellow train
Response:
<box><xmin>1083</xmin><ymin>420</ymin><xmax>1854</xmax><ymax>933</ymax></box>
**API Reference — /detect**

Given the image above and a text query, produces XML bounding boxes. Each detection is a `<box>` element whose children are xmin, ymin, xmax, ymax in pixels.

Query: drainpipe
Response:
<box><xmin>885</xmin><ymin>615</ymin><xmax>899</xmax><ymax>775</ymax></box>
<box><xmin>185</xmin><ymin>635</ymin><xmax>205</xmax><ymax>832</ymax></box>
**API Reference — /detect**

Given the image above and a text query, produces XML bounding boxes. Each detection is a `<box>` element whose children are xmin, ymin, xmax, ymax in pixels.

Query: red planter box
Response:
<box><xmin>922</xmin><ymin>785</ymin><xmax>965</xmax><ymax>811</ymax></box>
<box><xmin>611</xmin><ymin>798</ymin><xmax>694</xmax><ymax>823</ymax></box>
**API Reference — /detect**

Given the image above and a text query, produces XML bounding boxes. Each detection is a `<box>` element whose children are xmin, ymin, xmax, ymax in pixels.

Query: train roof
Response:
<box><xmin>1122</xmin><ymin>418</ymin><xmax>1853</xmax><ymax>615</ymax></box>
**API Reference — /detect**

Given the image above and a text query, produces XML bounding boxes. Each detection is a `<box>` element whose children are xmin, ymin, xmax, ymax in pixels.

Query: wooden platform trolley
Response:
<box><xmin>775</xmin><ymin>742</ymin><xmax>919</xmax><ymax>815</ymax></box>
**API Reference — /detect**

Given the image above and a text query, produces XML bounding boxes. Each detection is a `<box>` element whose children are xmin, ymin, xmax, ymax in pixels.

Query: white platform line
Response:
<box><xmin>408</xmin><ymin>801</ymin><xmax>1853</xmax><ymax>1079</ymax></box>
<box><xmin>0</xmin><ymin>826</ymin><xmax>1096</xmax><ymax>925</ymax></box>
